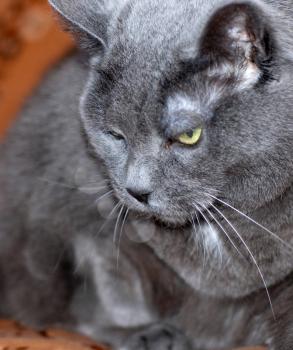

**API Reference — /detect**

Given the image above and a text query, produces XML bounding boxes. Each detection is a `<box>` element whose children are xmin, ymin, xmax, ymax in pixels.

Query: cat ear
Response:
<box><xmin>200</xmin><ymin>3</ymin><xmax>273</xmax><ymax>89</ymax></box>
<box><xmin>48</xmin><ymin>0</ymin><xmax>120</xmax><ymax>53</ymax></box>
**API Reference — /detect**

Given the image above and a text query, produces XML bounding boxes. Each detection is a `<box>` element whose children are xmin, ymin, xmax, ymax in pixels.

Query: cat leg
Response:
<box><xmin>72</xmin><ymin>234</ymin><xmax>194</xmax><ymax>349</ymax></box>
<box><xmin>72</xmin><ymin>234</ymin><xmax>156</xmax><ymax>344</ymax></box>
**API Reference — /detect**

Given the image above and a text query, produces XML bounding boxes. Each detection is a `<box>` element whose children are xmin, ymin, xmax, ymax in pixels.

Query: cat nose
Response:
<box><xmin>126</xmin><ymin>187</ymin><xmax>151</xmax><ymax>204</ymax></box>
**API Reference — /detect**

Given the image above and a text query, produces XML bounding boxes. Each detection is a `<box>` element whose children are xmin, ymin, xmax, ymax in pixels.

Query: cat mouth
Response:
<box><xmin>112</xmin><ymin>186</ymin><xmax>211</xmax><ymax>228</ymax></box>
<box><xmin>125</xmin><ymin>207</ymin><xmax>191</xmax><ymax>229</ymax></box>
<box><xmin>149</xmin><ymin>207</ymin><xmax>191</xmax><ymax>226</ymax></box>
<box><xmin>123</xmin><ymin>199</ymin><xmax>195</xmax><ymax>227</ymax></box>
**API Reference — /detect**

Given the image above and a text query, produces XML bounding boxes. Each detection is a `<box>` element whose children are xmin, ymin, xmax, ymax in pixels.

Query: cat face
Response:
<box><xmin>50</xmin><ymin>0</ymin><xmax>293</xmax><ymax>227</ymax></box>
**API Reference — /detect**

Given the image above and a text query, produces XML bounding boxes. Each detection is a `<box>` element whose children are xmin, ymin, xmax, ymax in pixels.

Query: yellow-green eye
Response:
<box><xmin>177</xmin><ymin>127</ymin><xmax>202</xmax><ymax>145</ymax></box>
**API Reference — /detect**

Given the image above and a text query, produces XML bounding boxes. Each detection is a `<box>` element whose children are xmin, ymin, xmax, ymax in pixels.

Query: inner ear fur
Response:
<box><xmin>201</xmin><ymin>3</ymin><xmax>273</xmax><ymax>67</ymax></box>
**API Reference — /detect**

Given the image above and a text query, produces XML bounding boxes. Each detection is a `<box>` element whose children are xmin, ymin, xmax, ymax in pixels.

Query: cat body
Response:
<box><xmin>0</xmin><ymin>0</ymin><xmax>293</xmax><ymax>349</ymax></box>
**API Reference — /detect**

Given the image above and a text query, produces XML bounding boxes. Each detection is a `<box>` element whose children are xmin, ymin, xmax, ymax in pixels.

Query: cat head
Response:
<box><xmin>49</xmin><ymin>0</ymin><xmax>292</xmax><ymax>226</ymax></box>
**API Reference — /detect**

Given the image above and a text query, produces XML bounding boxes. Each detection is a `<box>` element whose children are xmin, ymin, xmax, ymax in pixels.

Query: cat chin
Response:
<box><xmin>152</xmin><ymin>213</ymin><xmax>190</xmax><ymax>228</ymax></box>
<box><xmin>131</xmin><ymin>208</ymin><xmax>190</xmax><ymax>229</ymax></box>
<box><xmin>121</xmin><ymin>203</ymin><xmax>190</xmax><ymax>228</ymax></box>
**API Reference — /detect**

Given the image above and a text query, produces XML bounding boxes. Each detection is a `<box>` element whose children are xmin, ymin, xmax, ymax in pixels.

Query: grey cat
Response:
<box><xmin>0</xmin><ymin>0</ymin><xmax>293</xmax><ymax>349</ymax></box>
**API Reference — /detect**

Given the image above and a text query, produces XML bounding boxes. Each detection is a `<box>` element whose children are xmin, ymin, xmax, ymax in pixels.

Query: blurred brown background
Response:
<box><xmin>0</xmin><ymin>0</ymin><xmax>74</xmax><ymax>138</ymax></box>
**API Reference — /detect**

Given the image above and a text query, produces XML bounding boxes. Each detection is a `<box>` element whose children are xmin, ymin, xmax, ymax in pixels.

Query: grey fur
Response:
<box><xmin>0</xmin><ymin>0</ymin><xmax>293</xmax><ymax>349</ymax></box>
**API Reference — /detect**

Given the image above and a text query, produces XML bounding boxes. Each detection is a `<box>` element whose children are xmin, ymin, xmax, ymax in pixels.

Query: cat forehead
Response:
<box><xmin>113</xmin><ymin>0</ymin><xmax>205</xmax><ymax>53</ymax></box>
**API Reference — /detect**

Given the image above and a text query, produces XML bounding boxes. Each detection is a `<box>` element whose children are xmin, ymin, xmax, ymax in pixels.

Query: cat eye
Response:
<box><xmin>177</xmin><ymin>126</ymin><xmax>203</xmax><ymax>146</ymax></box>
<box><xmin>106</xmin><ymin>130</ymin><xmax>125</xmax><ymax>141</ymax></box>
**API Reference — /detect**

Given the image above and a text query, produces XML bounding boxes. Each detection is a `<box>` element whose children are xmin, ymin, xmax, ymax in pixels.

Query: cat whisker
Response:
<box><xmin>113</xmin><ymin>204</ymin><xmax>124</xmax><ymax>244</ymax></box>
<box><xmin>94</xmin><ymin>201</ymin><xmax>121</xmax><ymax>237</ymax></box>
<box><xmin>74</xmin><ymin>200</ymin><xmax>122</xmax><ymax>273</ymax></box>
<box><xmin>116</xmin><ymin>208</ymin><xmax>129</xmax><ymax>269</ymax></box>
<box><xmin>207</xmin><ymin>194</ymin><xmax>293</xmax><ymax>253</ymax></box>
<box><xmin>194</xmin><ymin>209</ymin><xmax>208</xmax><ymax>267</ymax></box>
<box><xmin>95</xmin><ymin>190</ymin><xmax>114</xmax><ymax>205</ymax></box>
<box><xmin>194</xmin><ymin>203</ymin><xmax>223</xmax><ymax>264</ymax></box>
<box><xmin>187</xmin><ymin>181</ymin><xmax>219</xmax><ymax>193</ymax></box>
<box><xmin>78</xmin><ymin>185</ymin><xmax>109</xmax><ymax>193</ymax></box>
<box><xmin>37</xmin><ymin>176</ymin><xmax>109</xmax><ymax>195</ymax></box>
<box><xmin>189</xmin><ymin>216</ymin><xmax>198</xmax><ymax>256</ymax></box>
<box><xmin>76</xmin><ymin>201</ymin><xmax>121</xmax><ymax>273</ymax></box>
<box><xmin>112</xmin><ymin>204</ymin><xmax>124</xmax><ymax>270</ymax></box>
<box><xmin>81</xmin><ymin>178</ymin><xmax>109</xmax><ymax>184</ymax></box>
<box><xmin>190</xmin><ymin>212</ymin><xmax>208</xmax><ymax>266</ymax></box>
<box><xmin>194</xmin><ymin>209</ymin><xmax>202</xmax><ymax>235</ymax></box>
<box><xmin>37</xmin><ymin>177</ymin><xmax>78</xmax><ymax>190</ymax></box>
<box><xmin>209</xmin><ymin>202</ymin><xmax>275</xmax><ymax>319</ymax></box>
<box><xmin>203</xmin><ymin>203</ymin><xmax>244</xmax><ymax>259</ymax></box>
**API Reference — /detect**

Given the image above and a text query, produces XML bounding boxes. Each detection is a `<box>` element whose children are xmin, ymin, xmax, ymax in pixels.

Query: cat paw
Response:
<box><xmin>120</xmin><ymin>324</ymin><xmax>192</xmax><ymax>350</ymax></box>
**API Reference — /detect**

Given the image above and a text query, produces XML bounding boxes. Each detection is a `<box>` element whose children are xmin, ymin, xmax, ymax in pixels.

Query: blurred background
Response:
<box><xmin>0</xmin><ymin>0</ymin><xmax>74</xmax><ymax>138</ymax></box>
